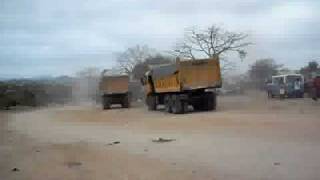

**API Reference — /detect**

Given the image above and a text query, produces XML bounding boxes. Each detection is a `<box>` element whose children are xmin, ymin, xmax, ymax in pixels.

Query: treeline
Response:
<box><xmin>0</xmin><ymin>77</ymin><xmax>73</xmax><ymax>109</ymax></box>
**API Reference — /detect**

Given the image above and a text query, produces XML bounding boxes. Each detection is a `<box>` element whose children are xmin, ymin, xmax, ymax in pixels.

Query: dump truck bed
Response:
<box><xmin>100</xmin><ymin>75</ymin><xmax>129</xmax><ymax>94</ymax></box>
<box><xmin>151</xmin><ymin>57</ymin><xmax>221</xmax><ymax>93</ymax></box>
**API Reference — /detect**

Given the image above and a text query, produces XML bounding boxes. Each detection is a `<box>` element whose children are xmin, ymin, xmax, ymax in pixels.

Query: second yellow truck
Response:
<box><xmin>141</xmin><ymin>57</ymin><xmax>222</xmax><ymax>114</ymax></box>
<box><xmin>99</xmin><ymin>74</ymin><xmax>130</xmax><ymax>109</ymax></box>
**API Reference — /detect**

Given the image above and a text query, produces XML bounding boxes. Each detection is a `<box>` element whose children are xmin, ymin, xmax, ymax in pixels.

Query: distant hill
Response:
<box><xmin>0</xmin><ymin>76</ymin><xmax>75</xmax><ymax>86</ymax></box>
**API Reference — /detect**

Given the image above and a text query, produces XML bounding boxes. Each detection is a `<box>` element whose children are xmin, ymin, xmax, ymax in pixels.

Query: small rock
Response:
<box><xmin>144</xmin><ymin>149</ymin><xmax>148</xmax><ymax>152</ymax></box>
<box><xmin>273</xmin><ymin>162</ymin><xmax>280</xmax><ymax>166</ymax></box>
<box><xmin>152</xmin><ymin>138</ymin><xmax>176</xmax><ymax>143</ymax></box>
<box><xmin>11</xmin><ymin>168</ymin><xmax>19</xmax><ymax>172</ymax></box>
<box><xmin>66</xmin><ymin>161</ymin><xmax>82</xmax><ymax>168</ymax></box>
<box><xmin>107</xmin><ymin>141</ymin><xmax>120</xmax><ymax>146</ymax></box>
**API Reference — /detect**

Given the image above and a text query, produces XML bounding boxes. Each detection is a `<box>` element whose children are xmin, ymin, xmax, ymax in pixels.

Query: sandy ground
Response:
<box><xmin>1</xmin><ymin>92</ymin><xmax>320</xmax><ymax>180</ymax></box>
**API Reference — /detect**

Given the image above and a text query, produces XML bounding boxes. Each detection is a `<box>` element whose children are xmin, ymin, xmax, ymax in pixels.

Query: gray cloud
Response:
<box><xmin>1</xmin><ymin>0</ymin><xmax>320</xmax><ymax>77</ymax></box>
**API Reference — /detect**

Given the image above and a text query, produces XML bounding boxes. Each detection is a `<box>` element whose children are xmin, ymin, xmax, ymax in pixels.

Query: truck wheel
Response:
<box><xmin>207</xmin><ymin>93</ymin><xmax>217</xmax><ymax>111</ymax></box>
<box><xmin>193</xmin><ymin>94</ymin><xmax>206</xmax><ymax>111</ymax></box>
<box><xmin>147</xmin><ymin>95</ymin><xmax>157</xmax><ymax>110</ymax></box>
<box><xmin>192</xmin><ymin>101</ymin><xmax>203</xmax><ymax>111</ymax></box>
<box><xmin>122</xmin><ymin>96</ymin><xmax>130</xmax><ymax>108</ymax></box>
<box><xmin>164</xmin><ymin>94</ymin><xmax>172</xmax><ymax>113</ymax></box>
<box><xmin>182</xmin><ymin>101</ymin><xmax>188</xmax><ymax>113</ymax></box>
<box><xmin>171</xmin><ymin>94</ymin><xmax>183</xmax><ymax>114</ymax></box>
<box><xmin>202</xmin><ymin>92</ymin><xmax>215</xmax><ymax>111</ymax></box>
<box><xmin>103</xmin><ymin>96</ymin><xmax>110</xmax><ymax>110</ymax></box>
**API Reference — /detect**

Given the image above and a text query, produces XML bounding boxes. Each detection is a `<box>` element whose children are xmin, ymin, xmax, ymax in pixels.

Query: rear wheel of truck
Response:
<box><xmin>171</xmin><ymin>94</ymin><xmax>185</xmax><ymax>114</ymax></box>
<box><xmin>206</xmin><ymin>92</ymin><xmax>216</xmax><ymax>111</ymax></box>
<box><xmin>208</xmin><ymin>93</ymin><xmax>217</xmax><ymax>110</ymax></box>
<box><xmin>122</xmin><ymin>95</ymin><xmax>130</xmax><ymax>108</ymax></box>
<box><xmin>147</xmin><ymin>95</ymin><xmax>157</xmax><ymax>110</ymax></box>
<box><xmin>192</xmin><ymin>101</ymin><xmax>203</xmax><ymax>111</ymax></box>
<box><xmin>164</xmin><ymin>94</ymin><xmax>172</xmax><ymax>113</ymax></box>
<box><xmin>102</xmin><ymin>96</ymin><xmax>110</xmax><ymax>110</ymax></box>
<box><xmin>182</xmin><ymin>101</ymin><xmax>188</xmax><ymax>113</ymax></box>
<box><xmin>192</xmin><ymin>92</ymin><xmax>216</xmax><ymax>111</ymax></box>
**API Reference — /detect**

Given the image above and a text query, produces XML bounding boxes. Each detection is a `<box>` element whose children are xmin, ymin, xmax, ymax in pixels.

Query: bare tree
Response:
<box><xmin>175</xmin><ymin>25</ymin><xmax>250</xmax><ymax>59</ymax></box>
<box><xmin>116</xmin><ymin>45</ymin><xmax>151</xmax><ymax>76</ymax></box>
<box><xmin>174</xmin><ymin>25</ymin><xmax>251</xmax><ymax>71</ymax></box>
<box><xmin>132</xmin><ymin>54</ymin><xmax>173</xmax><ymax>80</ymax></box>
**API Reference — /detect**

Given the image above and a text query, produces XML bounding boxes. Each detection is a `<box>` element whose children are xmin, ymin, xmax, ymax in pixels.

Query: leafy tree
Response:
<box><xmin>248</xmin><ymin>59</ymin><xmax>283</xmax><ymax>89</ymax></box>
<box><xmin>300</xmin><ymin>61</ymin><xmax>319</xmax><ymax>80</ymax></box>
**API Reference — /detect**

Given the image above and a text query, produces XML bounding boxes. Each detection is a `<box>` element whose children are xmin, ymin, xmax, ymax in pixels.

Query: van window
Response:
<box><xmin>273</xmin><ymin>77</ymin><xmax>284</xmax><ymax>85</ymax></box>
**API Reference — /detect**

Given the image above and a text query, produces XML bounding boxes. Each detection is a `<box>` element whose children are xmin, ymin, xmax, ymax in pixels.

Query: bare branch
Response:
<box><xmin>175</xmin><ymin>25</ymin><xmax>251</xmax><ymax>63</ymax></box>
<box><xmin>115</xmin><ymin>45</ymin><xmax>151</xmax><ymax>75</ymax></box>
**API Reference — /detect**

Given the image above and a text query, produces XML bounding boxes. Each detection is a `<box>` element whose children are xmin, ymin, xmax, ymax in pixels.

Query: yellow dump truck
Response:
<box><xmin>141</xmin><ymin>57</ymin><xmax>222</xmax><ymax>114</ymax></box>
<box><xmin>99</xmin><ymin>74</ymin><xmax>130</xmax><ymax>109</ymax></box>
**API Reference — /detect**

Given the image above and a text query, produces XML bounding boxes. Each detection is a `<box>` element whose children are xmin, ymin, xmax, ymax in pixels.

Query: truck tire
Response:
<box><xmin>122</xmin><ymin>95</ymin><xmax>130</xmax><ymax>108</ymax></box>
<box><xmin>192</xmin><ymin>101</ymin><xmax>203</xmax><ymax>111</ymax></box>
<box><xmin>171</xmin><ymin>94</ymin><xmax>184</xmax><ymax>114</ymax></box>
<box><xmin>206</xmin><ymin>92</ymin><xmax>216</xmax><ymax>111</ymax></box>
<box><xmin>147</xmin><ymin>95</ymin><xmax>157</xmax><ymax>111</ymax></box>
<box><xmin>182</xmin><ymin>101</ymin><xmax>188</xmax><ymax>113</ymax></box>
<box><xmin>164</xmin><ymin>94</ymin><xmax>172</xmax><ymax>113</ymax></box>
<box><xmin>103</xmin><ymin>96</ymin><xmax>110</xmax><ymax>110</ymax></box>
<box><xmin>201</xmin><ymin>93</ymin><xmax>210</xmax><ymax>110</ymax></box>
<box><xmin>192</xmin><ymin>92</ymin><xmax>216</xmax><ymax>111</ymax></box>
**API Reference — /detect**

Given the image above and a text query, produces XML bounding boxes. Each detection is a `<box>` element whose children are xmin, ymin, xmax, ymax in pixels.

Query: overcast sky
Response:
<box><xmin>1</xmin><ymin>0</ymin><xmax>319</xmax><ymax>78</ymax></box>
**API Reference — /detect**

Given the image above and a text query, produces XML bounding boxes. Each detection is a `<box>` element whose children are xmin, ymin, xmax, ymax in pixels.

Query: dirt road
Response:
<box><xmin>1</xmin><ymin>93</ymin><xmax>320</xmax><ymax>180</ymax></box>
